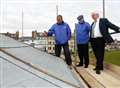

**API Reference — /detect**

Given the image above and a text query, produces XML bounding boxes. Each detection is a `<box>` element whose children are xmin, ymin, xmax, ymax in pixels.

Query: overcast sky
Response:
<box><xmin>0</xmin><ymin>0</ymin><xmax>120</xmax><ymax>40</ymax></box>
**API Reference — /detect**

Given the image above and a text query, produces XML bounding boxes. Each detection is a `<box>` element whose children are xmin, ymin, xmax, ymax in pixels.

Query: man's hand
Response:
<box><xmin>43</xmin><ymin>31</ymin><xmax>48</xmax><ymax>37</ymax></box>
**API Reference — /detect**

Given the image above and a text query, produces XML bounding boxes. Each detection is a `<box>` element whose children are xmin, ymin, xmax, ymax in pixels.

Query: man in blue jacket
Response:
<box><xmin>76</xmin><ymin>15</ymin><xmax>91</xmax><ymax>68</ymax></box>
<box><xmin>44</xmin><ymin>15</ymin><xmax>72</xmax><ymax>68</ymax></box>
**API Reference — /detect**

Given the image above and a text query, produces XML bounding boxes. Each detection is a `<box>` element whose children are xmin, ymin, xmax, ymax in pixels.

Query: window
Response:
<box><xmin>48</xmin><ymin>41</ymin><xmax>51</xmax><ymax>44</ymax></box>
<box><xmin>53</xmin><ymin>47</ymin><xmax>55</xmax><ymax>50</ymax></box>
<box><xmin>48</xmin><ymin>47</ymin><xmax>51</xmax><ymax>50</ymax></box>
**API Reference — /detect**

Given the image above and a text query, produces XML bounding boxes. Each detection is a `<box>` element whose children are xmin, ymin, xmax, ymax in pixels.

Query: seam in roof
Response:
<box><xmin>0</xmin><ymin>49</ymin><xmax>80</xmax><ymax>88</ymax></box>
<box><xmin>0</xmin><ymin>56</ymin><xmax>63</xmax><ymax>88</ymax></box>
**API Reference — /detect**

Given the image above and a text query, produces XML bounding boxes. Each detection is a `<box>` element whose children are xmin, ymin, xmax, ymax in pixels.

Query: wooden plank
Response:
<box><xmin>104</xmin><ymin>63</ymin><xmax>120</xmax><ymax>76</ymax></box>
<box><xmin>85</xmin><ymin>65</ymin><xmax>120</xmax><ymax>88</ymax></box>
<box><xmin>104</xmin><ymin>69</ymin><xmax>120</xmax><ymax>80</ymax></box>
<box><xmin>72</xmin><ymin>67</ymin><xmax>89</xmax><ymax>88</ymax></box>
<box><xmin>75</xmin><ymin>67</ymin><xmax>105</xmax><ymax>88</ymax></box>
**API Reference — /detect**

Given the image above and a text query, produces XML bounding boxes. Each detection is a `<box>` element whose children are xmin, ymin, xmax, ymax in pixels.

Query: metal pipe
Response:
<box><xmin>103</xmin><ymin>0</ymin><xmax>105</xmax><ymax>18</ymax></box>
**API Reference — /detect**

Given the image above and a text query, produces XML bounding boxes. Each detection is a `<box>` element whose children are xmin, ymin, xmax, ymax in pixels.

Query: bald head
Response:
<box><xmin>91</xmin><ymin>12</ymin><xmax>99</xmax><ymax>21</ymax></box>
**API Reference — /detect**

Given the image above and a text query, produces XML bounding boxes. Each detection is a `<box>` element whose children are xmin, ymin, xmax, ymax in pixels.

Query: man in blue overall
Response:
<box><xmin>76</xmin><ymin>15</ymin><xmax>91</xmax><ymax>68</ymax></box>
<box><xmin>44</xmin><ymin>15</ymin><xmax>72</xmax><ymax>69</ymax></box>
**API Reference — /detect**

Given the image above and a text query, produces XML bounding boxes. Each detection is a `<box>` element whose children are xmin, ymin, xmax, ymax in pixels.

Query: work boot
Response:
<box><xmin>69</xmin><ymin>65</ymin><xmax>72</xmax><ymax>70</ymax></box>
<box><xmin>76</xmin><ymin>63</ymin><xmax>83</xmax><ymax>67</ymax></box>
<box><xmin>96</xmin><ymin>70</ymin><xmax>101</xmax><ymax>74</ymax></box>
<box><xmin>84</xmin><ymin>65</ymin><xmax>88</xmax><ymax>68</ymax></box>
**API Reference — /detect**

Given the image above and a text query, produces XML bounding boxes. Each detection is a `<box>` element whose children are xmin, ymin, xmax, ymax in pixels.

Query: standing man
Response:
<box><xmin>76</xmin><ymin>15</ymin><xmax>91</xmax><ymax>68</ymax></box>
<box><xmin>44</xmin><ymin>15</ymin><xmax>72</xmax><ymax>68</ymax></box>
<box><xmin>90</xmin><ymin>12</ymin><xmax>120</xmax><ymax>74</ymax></box>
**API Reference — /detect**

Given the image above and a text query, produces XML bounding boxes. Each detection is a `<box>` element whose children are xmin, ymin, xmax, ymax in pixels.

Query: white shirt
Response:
<box><xmin>92</xmin><ymin>19</ymin><xmax>103</xmax><ymax>38</ymax></box>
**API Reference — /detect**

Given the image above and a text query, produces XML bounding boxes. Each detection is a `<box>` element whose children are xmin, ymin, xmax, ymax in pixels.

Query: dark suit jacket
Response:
<box><xmin>90</xmin><ymin>18</ymin><xmax>120</xmax><ymax>43</ymax></box>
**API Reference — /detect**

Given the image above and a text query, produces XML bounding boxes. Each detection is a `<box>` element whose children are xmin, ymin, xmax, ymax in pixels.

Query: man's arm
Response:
<box><xmin>43</xmin><ymin>25</ymin><xmax>55</xmax><ymax>37</ymax></box>
<box><xmin>87</xmin><ymin>23</ymin><xmax>91</xmax><ymax>31</ymax></box>
<box><xmin>45</xmin><ymin>25</ymin><xmax>55</xmax><ymax>36</ymax></box>
<box><xmin>66</xmin><ymin>24</ymin><xmax>71</xmax><ymax>40</ymax></box>
<box><xmin>106</xmin><ymin>19</ymin><xmax>120</xmax><ymax>33</ymax></box>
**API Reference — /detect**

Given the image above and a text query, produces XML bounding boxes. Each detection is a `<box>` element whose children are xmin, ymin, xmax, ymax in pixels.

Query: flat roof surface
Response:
<box><xmin>0</xmin><ymin>34</ymin><xmax>84</xmax><ymax>88</ymax></box>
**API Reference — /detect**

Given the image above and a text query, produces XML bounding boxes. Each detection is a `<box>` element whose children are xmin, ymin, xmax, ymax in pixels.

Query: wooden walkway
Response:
<box><xmin>75</xmin><ymin>65</ymin><xmax>120</xmax><ymax>88</ymax></box>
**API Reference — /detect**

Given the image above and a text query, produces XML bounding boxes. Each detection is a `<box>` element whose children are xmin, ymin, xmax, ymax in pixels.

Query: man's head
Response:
<box><xmin>77</xmin><ymin>15</ymin><xmax>84</xmax><ymax>23</ymax></box>
<box><xmin>91</xmin><ymin>12</ymin><xmax>99</xmax><ymax>21</ymax></box>
<box><xmin>56</xmin><ymin>15</ymin><xmax>63</xmax><ymax>24</ymax></box>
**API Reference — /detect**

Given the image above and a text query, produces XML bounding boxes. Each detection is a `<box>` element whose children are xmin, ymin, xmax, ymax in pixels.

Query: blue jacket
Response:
<box><xmin>76</xmin><ymin>22</ymin><xmax>91</xmax><ymax>44</ymax></box>
<box><xmin>48</xmin><ymin>22</ymin><xmax>71</xmax><ymax>45</ymax></box>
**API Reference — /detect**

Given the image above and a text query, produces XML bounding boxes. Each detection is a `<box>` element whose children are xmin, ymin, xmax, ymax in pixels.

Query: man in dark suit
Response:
<box><xmin>90</xmin><ymin>12</ymin><xmax>120</xmax><ymax>74</ymax></box>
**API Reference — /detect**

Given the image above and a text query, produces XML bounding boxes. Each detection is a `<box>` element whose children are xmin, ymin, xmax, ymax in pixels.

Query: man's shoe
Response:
<box><xmin>100</xmin><ymin>67</ymin><xmax>104</xmax><ymax>71</ymax></box>
<box><xmin>96</xmin><ymin>70</ymin><xmax>101</xmax><ymax>74</ymax></box>
<box><xmin>94</xmin><ymin>68</ymin><xmax>104</xmax><ymax>71</ymax></box>
<box><xmin>93</xmin><ymin>68</ymin><xmax>97</xmax><ymax>70</ymax></box>
<box><xmin>69</xmin><ymin>65</ymin><xmax>72</xmax><ymax>69</ymax></box>
<box><xmin>76</xmin><ymin>64</ymin><xmax>83</xmax><ymax>67</ymax></box>
<box><xmin>84</xmin><ymin>65</ymin><xmax>88</xmax><ymax>68</ymax></box>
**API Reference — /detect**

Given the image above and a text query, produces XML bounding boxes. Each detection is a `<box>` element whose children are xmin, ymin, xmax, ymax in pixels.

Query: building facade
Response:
<box><xmin>1</xmin><ymin>31</ymin><xmax>19</xmax><ymax>40</ymax></box>
<box><xmin>106</xmin><ymin>39</ymin><xmax>120</xmax><ymax>50</ymax></box>
<box><xmin>46</xmin><ymin>36</ymin><xmax>75</xmax><ymax>54</ymax></box>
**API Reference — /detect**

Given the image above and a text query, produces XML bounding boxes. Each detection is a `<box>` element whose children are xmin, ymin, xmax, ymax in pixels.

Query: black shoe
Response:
<box><xmin>93</xmin><ymin>68</ymin><xmax>97</xmax><ymax>70</ymax></box>
<box><xmin>96</xmin><ymin>70</ymin><xmax>101</xmax><ymax>74</ymax></box>
<box><xmin>69</xmin><ymin>65</ymin><xmax>72</xmax><ymax>70</ymax></box>
<box><xmin>93</xmin><ymin>67</ymin><xmax>103</xmax><ymax>71</ymax></box>
<box><xmin>76</xmin><ymin>63</ymin><xmax>83</xmax><ymax>67</ymax></box>
<box><xmin>100</xmin><ymin>67</ymin><xmax>104</xmax><ymax>71</ymax></box>
<box><xmin>84</xmin><ymin>65</ymin><xmax>88</xmax><ymax>68</ymax></box>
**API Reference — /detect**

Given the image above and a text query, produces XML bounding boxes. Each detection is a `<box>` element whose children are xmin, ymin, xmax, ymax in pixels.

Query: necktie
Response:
<box><xmin>91</xmin><ymin>22</ymin><xmax>96</xmax><ymax>38</ymax></box>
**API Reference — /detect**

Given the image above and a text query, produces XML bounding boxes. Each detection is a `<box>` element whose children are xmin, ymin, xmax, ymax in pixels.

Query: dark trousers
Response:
<box><xmin>90</xmin><ymin>38</ymin><xmax>105</xmax><ymax>70</ymax></box>
<box><xmin>55</xmin><ymin>43</ymin><xmax>72</xmax><ymax>65</ymax></box>
<box><xmin>77</xmin><ymin>44</ymin><xmax>89</xmax><ymax>66</ymax></box>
